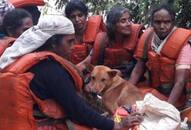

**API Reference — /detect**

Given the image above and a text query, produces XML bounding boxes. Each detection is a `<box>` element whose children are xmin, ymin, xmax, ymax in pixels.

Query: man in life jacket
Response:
<box><xmin>79</xmin><ymin>7</ymin><xmax>143</xmax><ymax>79</ymax></box>
<box><xmin>10</xmin><ymin>0</ymin><xmax>45</xmax><ymax>24</ymax></box>
<box><xmin>65</xmin><ymin>0</ymin><xmax>105</xmax><ymax>64</ymax></box>
<box><xmin>129</xmin><ymin>4</ymin><xmax>191</xmax><ymax>112</ymax></box>
<box><xmin>0</xmin><ymin>15</ymin><xmax>143</xmax><ymax>130</ymax></box>
<box><xmin>0</xmin><ymin>9</ymin><xmax>33</xmax><ymax>56</ymax></box>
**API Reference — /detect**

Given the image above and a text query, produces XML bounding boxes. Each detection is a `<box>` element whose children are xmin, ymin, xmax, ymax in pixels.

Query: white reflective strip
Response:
<box><xmin>176</xmin><ymin>64</ymin><xmax>191</xmax><ymax>70</ymax></box>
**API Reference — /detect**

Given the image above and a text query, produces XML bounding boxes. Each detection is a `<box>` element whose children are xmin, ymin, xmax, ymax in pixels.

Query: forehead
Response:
<box><xmin>70</xmin><ymin>10</ymin><xmax>84</xmax><ymax>16</ymax></box>
<box><xmin>63</xmin><ymin>34</ymin><xmax>75</xmax><ymax>40</ymax></box>
<box><xmin>92</xmin><ymin>66</ymin><xmax>110</xmax><ymax>75</ymax></box>
<box><xmin>119</xmin><ymin>11</ymin><xmax>130</xmax><ymax>19</ymax></box>
<box><xmin>153</xmin><ymin>9</ymin><xmax>172</xmax><ymax>21</ymax></box>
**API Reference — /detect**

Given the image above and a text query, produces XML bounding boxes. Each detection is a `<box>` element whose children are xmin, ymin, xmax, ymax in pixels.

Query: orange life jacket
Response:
<box><xmin>10</xmin><ymin>0</ymin><xmax>45</xmax><ymax>7</ymax></box>
<box><xmin>0</xmin><ymin>51</ymin><xmax>93</xmax><ymax>130</ymax></box>
<box><xmin>0</xmin><ymin>37</ymin><xmax>15</xmax><ymax>56</ymax></box>
<box><xmin>70</xmin><ymin>15</ymin><xmax>106</xmax><ymax>64</ymax></box>
<box><xmin>91</xmin><ymin>24</ymin><xmax>143</xmax><ymax>67</ymax></box>
<box><xmin>135</xmin><ymin>27</ymin><xmax>191</xmax><ymax>91</ymax></box>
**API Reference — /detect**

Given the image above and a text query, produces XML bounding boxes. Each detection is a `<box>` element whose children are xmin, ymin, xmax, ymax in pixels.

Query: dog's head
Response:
<box><xmin>85</xmin><ymin>65</ymin><xmax>121</xmax><ymax>94</ymax></box>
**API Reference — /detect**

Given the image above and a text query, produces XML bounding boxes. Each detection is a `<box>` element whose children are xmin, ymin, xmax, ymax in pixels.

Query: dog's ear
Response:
<box><xmin>107</xmin><ymin>70</ymin><xmax>118</xmax><ymax>78</ymax></box>
<box><xmin>111</xmin><ymin>69</ymin><xmax>122</xmax><ymax>77</ymax></box>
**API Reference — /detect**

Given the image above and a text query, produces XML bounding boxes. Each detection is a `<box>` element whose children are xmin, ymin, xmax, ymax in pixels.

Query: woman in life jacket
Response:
<box><xmin>129</xmin><ymin>4</ymin><xmax>191</xmax><ymax>111</ymax></box>
<box><xmin>65</xmin><ymin>0</ymin><xmax>105</xmax><ymax>64</ymax></box>
<box><xmin>0</xmin><ymin>9</ymin><xmax>33</xmax><ymax>56</ymax></box>
<box><xmin>10</xmin><ymin>0</ymin><xmax>45</xmax><ymax>25</ymax></box>
<box><xmin>0</xmin><ymin>15</ymin><xmax>143</xmax><ymax>130</ymax></box>
<box><xmin>79</xmin><ymin>7</ymin><xmax>143</xmax><ymax>79</ymax></box>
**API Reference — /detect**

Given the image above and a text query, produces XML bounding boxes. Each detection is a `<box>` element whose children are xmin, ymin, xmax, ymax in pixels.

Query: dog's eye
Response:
<box><xmin>91</xmin><ymin>76</ymin><xmax>95</xmax><ymax>80</ymax></box>
<box><xmin>101</xmin><ymin>78</ymin><xmax>106</xmax><ymax>82</ymax></box>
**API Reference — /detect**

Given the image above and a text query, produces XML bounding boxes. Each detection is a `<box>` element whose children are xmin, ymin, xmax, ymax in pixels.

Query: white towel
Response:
<box><xmin>136</xmin><ymin>93</ymin><xmax>181</xmax><ymax>130</ymax></box>
<box><xmin>0</xmin><ymin>15</ymin><xmax>74</xmax><ymax>69</ymax></box>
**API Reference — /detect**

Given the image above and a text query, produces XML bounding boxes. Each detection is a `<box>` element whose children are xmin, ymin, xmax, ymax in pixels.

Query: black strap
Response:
<box><xmin>37</xmin><ymin>118</ymin><xmax>66</xmax><ymax>126</ymax></box>
<box><xmin>96</xmin><ymin>34</ymin><xmax>108</xmax><ymax>65</ymax></box>
<box><xmin>188</xmin><ymin>39</ymin><xmax>191</xmax><ymax>46</ymax></box>
<box><xmin>142</xmin><ymin>29</ymin><xmax>154</xmax><ymax>60</ymax></box>
<box><xmin>156</xmin><ymin>83</ymin><xmax>173</xmax><ymax>96</ymax></box>
<box><xmin>33</xmin><ymin>109</ymin><xmax>49</xmax><ymax>119</ymax></box>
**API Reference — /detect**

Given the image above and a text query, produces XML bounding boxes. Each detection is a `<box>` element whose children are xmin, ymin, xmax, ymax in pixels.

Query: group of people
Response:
<box><xmin>0</xmin><ymin>0</ymin><xmax>190</xmax><ymax>130</ymax></box>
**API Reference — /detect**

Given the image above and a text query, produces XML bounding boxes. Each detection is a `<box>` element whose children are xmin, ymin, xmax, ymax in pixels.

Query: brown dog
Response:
<box><xmin>85</xmin><ymin>65</ymin><xmax>144</xmax><ymax>114</ymax></box>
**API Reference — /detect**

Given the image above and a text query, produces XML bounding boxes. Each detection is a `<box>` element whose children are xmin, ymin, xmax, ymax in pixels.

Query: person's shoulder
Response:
<box><xmin>29</xmin><ymin>58</ymin><xmax>63</xmax><ymax>74</ymax></box>
<box><xmin>97</xmin><ymin>32</ymin><xmax>107</xmax><ymax>38</ymax></box>
<box><xmin>88</xmin><ymin>15</ymin><xmax>103</xmax><ymax>20</ymax></box>
<box><xmin>176</xmin><ymin>44</ymin><xmax>191</xmax><ymax>65</ymax></box>
<box><xmin>95</xmin><ymin>32</ymin><xmax>108</xmax><ymax>44</ymax></box>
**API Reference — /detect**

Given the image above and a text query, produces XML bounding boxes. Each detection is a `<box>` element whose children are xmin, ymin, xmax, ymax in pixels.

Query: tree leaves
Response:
<box><xmin>55</xmin><ymin>0</ymin><xmax>191</xmax><ymax>28</ymax></box>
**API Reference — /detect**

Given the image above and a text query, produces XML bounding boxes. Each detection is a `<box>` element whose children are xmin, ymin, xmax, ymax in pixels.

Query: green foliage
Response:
<box><xmin>55</xmin><ymin>0</ymin><xmax>68</xmax><ymax>9</ymax></box>
<box><xmin>55</xmin><ymin>0</ymin><xmax>191</xmax><ymax>28</ymax></box>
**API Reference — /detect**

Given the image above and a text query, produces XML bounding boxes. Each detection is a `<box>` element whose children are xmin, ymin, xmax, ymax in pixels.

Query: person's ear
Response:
<box><xmin>6</xmin><ymin>26</ymin><xmax>14</xmax><ymax>36</ymax></box>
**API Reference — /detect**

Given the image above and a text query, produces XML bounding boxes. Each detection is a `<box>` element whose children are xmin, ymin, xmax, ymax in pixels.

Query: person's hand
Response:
<box><xmin>76</xmin><ymin>54</ymin><xmax>92</xmax><ymax>73</ymax></box>
<box><xmin>113</xmin><ymin>112</ymin><xmax>143</xmax><ymax>130</ymax></box>
<box><xmin>76</xmin><ymin>60</ymin><xmax>94</xmax><ymax>77</ymax></box>
<box><xmin>76</xmin><ymin>61</ymin><xmax>86</xmax><ymax>73</ymax></box>
<box><xmin>122</xmin><ymin>112</ymin><xmax>143</xmax><ymax>127</ymax></box>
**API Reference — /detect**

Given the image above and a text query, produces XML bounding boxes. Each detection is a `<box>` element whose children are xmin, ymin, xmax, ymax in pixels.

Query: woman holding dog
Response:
<box><xmin>0</xmin><ymin>15</ymin><xmax>142</xmax><ymax>130</ymax></box>
<box><xmin>79</xmin><ymin>7</ymin><xmax>143</xmax><ymax>79</ymax></box>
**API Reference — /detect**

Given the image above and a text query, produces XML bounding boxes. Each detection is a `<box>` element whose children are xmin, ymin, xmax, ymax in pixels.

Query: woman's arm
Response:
<box><xmin>129</xmin><ymin>59</ymin><xmax>146</xmax><ymax>85</ymax></box>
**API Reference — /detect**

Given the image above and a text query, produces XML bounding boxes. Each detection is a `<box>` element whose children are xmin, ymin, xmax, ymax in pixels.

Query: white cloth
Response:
<box><xmin>0</xmin><ymin>15</ymin><xmax>74</xmax><ymax>69</ymax></box>
<box><xmin>136</xmin><ymin>93</ymin><xmax>181</xmax><ymax>130</ymax></box>
<box><xmin>151</xmin><ymin>27</ymin><xmax>177</xmax><ymax>54</ymax></box>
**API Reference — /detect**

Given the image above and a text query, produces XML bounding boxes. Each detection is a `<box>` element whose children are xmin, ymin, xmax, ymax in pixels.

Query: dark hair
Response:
<box><xmin>65</xmin><ymin>0</ymin><xmax>88</xmax><ymax>18</ymax></box>
<box><xmin>151</xmin><ymin>4</ymin><xmax>175</xmax><ymax>24</ymax></box>
<box><xmin>36</xmin><ymin>34</ymin><xmax>65</xmax><ymax>51</ymax></box>
<box><xmin>106</xmin><ymin>7</ymin><xmax>130</xmax><ymax>41</ymax></box>
<box><xmin>21</xmin><ymin>6</ymin><xmax>41</xmax><ymax>25</ymax></box>
<box><xmin>2</xmin><ymin>9</ymin><xmax>32</xmax><ymax>36</ymax></box>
